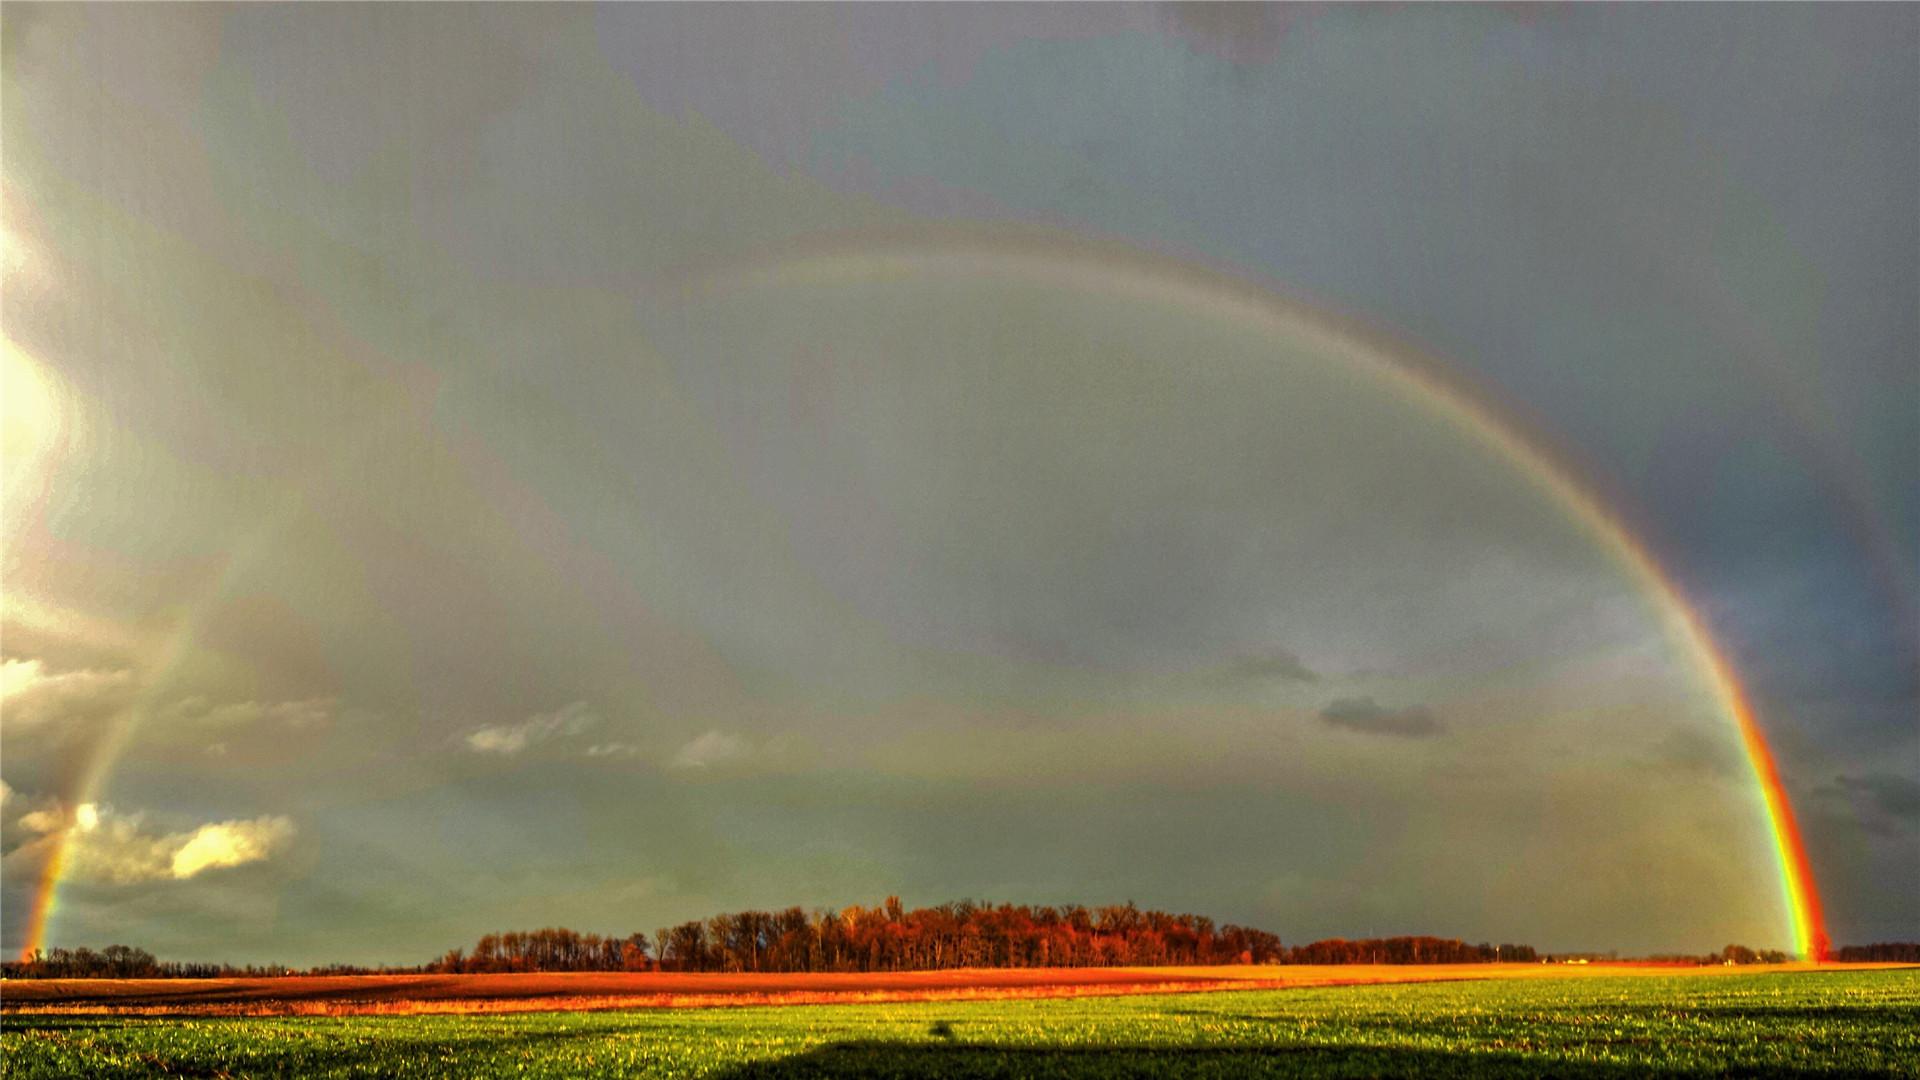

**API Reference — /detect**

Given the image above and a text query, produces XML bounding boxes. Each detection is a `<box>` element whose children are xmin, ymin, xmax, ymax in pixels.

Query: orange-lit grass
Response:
<box><xmin>3</xmin><ymin>962</ymin><xmax>1903</xmax><ymax>1017</ymax></box>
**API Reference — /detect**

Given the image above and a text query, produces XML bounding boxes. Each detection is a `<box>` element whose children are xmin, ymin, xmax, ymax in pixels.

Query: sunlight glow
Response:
<box><xmin>2</xmin><ymin>341</ymin><xmax>65</xmax><ymax>524</ymax></box>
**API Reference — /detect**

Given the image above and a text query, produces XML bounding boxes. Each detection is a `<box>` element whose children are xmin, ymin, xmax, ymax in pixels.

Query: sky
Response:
<box><xmin>2</xmin><ymin>4</ymin><xmax>1914</xmax><ymax>965</ymax></box>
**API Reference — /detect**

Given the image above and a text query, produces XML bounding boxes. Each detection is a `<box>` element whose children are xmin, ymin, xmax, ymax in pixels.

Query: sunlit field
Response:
<box><xmin>11</xmin><ymin>963</ymin><xmax>1869</xmax><ymax>1017</ymax></box>
<box><xmin>5</xmin><ymin>968</ymin><xmax>1915</xmax><ymax>1077</ymax></box>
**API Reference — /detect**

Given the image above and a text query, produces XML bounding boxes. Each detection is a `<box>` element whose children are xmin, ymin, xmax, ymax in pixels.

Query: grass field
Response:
<box><xmin>4</xmin><ymin>968</ymin><xmax>1915</xmax><ymax>1077</ymax></box>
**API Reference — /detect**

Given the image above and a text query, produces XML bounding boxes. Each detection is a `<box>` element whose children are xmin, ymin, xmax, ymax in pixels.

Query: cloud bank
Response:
<box><xmin>0</xmin><ymin>657</ymin><xmax>137</xmax><ymax>735</ymax></box>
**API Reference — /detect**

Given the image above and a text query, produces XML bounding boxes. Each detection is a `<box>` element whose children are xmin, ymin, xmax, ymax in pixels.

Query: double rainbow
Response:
<box><xmin>16</xmin><ymin>228</ymin><xmax>1829</xmax><ymax>961</ymax></box>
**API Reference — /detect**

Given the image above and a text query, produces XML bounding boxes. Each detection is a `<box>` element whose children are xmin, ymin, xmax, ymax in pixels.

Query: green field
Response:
<box><xmin>5</xmin><ymin>970</ymin><xmax>1916</xmax><ymax>1078</ymax></box>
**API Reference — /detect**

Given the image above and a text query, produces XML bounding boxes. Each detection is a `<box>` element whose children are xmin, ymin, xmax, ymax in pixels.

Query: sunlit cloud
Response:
<box><xmin>169</xmin><ymin>818</ymin><xmax>296</xmax><ymax>879</ymax></box>
<box><xmin>1</xmin><ymin>790</ymin><xmax>294</xmax><ymax>885</ymax></box>
<box><xmin>0</xmin><ymin>657</ymin><xmax>138</xmax><ymax>735</ymax></box>
<box><xmin>463</xmin><ymin>700</ymin><xmax>599</xmax><ymax>755</ymax></box>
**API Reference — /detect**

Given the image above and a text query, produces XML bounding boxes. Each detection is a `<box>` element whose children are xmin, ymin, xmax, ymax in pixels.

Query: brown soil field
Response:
<box><xmin>2</xmin><ymin>962</ymin><xmax>1904</xmax><ymax>1017</ymax></box>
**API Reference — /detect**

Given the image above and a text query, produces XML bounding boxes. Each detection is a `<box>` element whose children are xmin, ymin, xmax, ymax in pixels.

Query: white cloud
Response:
<box><xmin>1</xmin><ymin>789</ymin><xmax>294</xmax><ymax>885</ymax></box>
<box><xmin>162</xmin><ymin>695</ymin><xmax>336</xmax><ymax>730</ymax></box>
<box><xmin>669</xmin><ymin>730</ymin><xmax>753</xmax><ymax>770</ymax></box>
<box><xmin>584</xmin><ymin>742</ymin><xmax>641</xmax><ymax>759</ymax></box>
<box><xmin>464</xmin><ymin>700</ymin><xmax>598</xmax><ymax>755</ymax></box>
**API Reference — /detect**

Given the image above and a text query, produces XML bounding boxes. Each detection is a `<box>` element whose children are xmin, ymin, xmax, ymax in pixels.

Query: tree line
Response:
<box><xmin>4</xmin><ymin>946</ymin><xmax>183</xmax><ymax>979</ymax></box>
<box><xmin>1714</xmin><ymin>944</ymin><xmax>1793</xmax><ymax>965</ymax></box>
<box><xmin>426</xmin><ymin>899</ymin><xmax>1539</xmax><ymax>974</ymax></box>
<box><xmin>431</xmin><ymin>928</ymin><xmax>651</xmax><ymax>974</ymax></box>
<box><xmin>24</xmin><ymin>903</ymin><xmax>1900</xmax><ymax>978</ymax></box>
<box><xmin>1286</xmin><ymin>936</ymin><xmax>1537</xmax><ymax>965</ymax></box>
<box><xmin>644</xmin><ymin>898</ymin><xmax>1286</xmax><ymax>973</ymax></box>
<box><xmin>1833</xmin><ymin>942</ymin><xmax>1920</xmax><ymax>963</ymax></box>
<box><xmin>0</xmin><ymin>945</ymin><xmax>339</xmax><ymax>980</ymax></box>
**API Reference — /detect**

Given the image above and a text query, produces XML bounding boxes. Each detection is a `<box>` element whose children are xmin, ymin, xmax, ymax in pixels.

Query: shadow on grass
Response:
<box><xmin>712</xmin><ymin>1040</ymin><xmax>1839</xmax><ymax>1079</ymax></box>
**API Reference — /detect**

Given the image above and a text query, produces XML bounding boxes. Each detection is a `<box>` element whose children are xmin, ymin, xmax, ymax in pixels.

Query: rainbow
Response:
<box><xmin>676</xmin><ymin>226</ymin><xmax>1830</xmax><ymax>961</ymax></box>
<box><xmin>12</xmin><ymin>606</ymin><xmax>204</xmax><ymax>961</ymax></box>
<box><xmin>15</xmin><ymin>838</ymin><xmax>70</xmax><ymax>965</ymax></box>
<box><xmin>17</xmin><ymin>227</ymin><xmax>1829</xmax><ymax>960</ymax></box>
<box><xmin>11</xmin><ymin>493</ymin><xmax>307</xmax><ymax>962</ymax></box>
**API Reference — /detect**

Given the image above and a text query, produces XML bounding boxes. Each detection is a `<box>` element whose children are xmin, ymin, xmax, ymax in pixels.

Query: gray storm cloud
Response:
<box><xmin>1318</xmin><ymin>698</ymin><xmax>1444</xmax><ymax>739</ymax></box>
<box><xmin>1221</xmin><ymin>650</ymin><xmax>1321</xmax><ymax>684</ymax></box>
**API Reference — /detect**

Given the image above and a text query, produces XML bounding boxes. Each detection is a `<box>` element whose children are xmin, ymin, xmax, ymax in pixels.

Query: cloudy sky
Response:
<box><xmin>3</xmin><ymin>5</ymin><xmax>1913</xmax><ymax>965</ymax></box>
